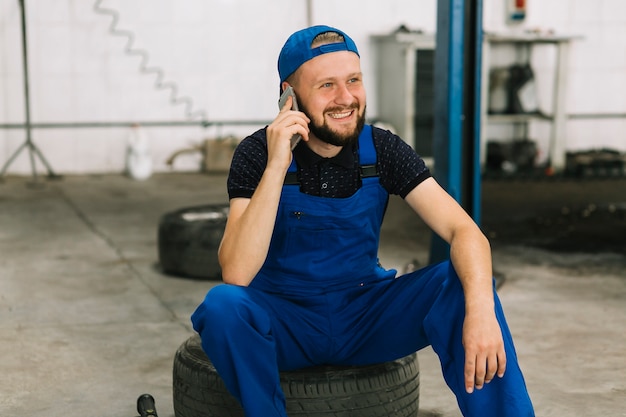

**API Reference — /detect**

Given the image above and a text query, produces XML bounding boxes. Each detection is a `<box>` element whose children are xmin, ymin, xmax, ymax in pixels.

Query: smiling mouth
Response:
<box><xmin>328</xmin><ymin>110</ymin><xmax>354</xmax><ymax>119</ymax></box>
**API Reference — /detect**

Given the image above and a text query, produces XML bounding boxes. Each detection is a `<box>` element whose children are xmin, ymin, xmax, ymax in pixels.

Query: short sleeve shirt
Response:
<box><xmin>227</xmin><ymin>125</ymin><xmax>431</xmax><ymax>199</ymax></box>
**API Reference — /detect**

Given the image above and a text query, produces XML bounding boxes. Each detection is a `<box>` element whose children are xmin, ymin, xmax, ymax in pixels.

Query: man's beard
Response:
<box><xmin>301</xmin><ymin>104</ymin><xmax>366</xmax><ymax>147</ymax></box>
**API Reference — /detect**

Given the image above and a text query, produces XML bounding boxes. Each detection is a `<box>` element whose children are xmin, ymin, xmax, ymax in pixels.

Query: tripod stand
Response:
<box><xmin>0</xmin><ymin>0</ymin><xmax>59</xmax><ymax>182</ymax></box>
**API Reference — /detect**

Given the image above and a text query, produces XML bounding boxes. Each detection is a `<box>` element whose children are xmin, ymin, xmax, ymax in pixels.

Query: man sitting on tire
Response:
<box><xmin>191</xmin><ymin>25</ymin><xmax>535</xmax><ymax>417</ymax></box>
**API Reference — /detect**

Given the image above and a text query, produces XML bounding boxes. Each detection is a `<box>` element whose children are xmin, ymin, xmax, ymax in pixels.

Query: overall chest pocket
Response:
<box><xmin>274</xmin><ymin>207</ymin><xmax>377</xmax><ymax>274</ymax></box>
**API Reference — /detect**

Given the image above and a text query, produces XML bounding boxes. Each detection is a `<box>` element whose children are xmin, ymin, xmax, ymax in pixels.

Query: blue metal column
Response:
<box><xmin>471</xmin><ymin>0</ymin><xmax>484</xmax><ymax>225</ymax></box>
<box><xmin>430</xmin><ymin>0</ymin><xmax>484</xmax><ymax>263</ymax></box>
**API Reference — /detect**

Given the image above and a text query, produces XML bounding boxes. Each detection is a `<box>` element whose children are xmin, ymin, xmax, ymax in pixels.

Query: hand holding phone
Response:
<box><xmin>278</xmin><ymin>86</ymin><xmax>302</xmax><ymax>150</ymax></box>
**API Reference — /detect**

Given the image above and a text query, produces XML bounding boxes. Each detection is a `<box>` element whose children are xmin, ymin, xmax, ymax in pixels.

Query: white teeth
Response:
<box><xmin>330</xmin><ymin>111</ymin><xmax>351</xmax><ymax>119</ymax></box>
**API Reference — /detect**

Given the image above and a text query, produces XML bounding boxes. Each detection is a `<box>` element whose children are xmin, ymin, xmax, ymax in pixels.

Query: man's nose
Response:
<box><xmin>334</xmin><ymin>84</ymin><xmax>354</xmax><ymax>105</ymax></box>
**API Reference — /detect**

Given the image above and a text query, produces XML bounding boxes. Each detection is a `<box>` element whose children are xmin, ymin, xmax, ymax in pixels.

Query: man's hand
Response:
<box><xmin>266</xmin><ymin>95</ymin><xmax>309</xmax><ymax>170</ymax></box>
<box><xmin>462</xmin><ymin>311</ymin><xmax>506</xmax><ymax>393</ymax></box>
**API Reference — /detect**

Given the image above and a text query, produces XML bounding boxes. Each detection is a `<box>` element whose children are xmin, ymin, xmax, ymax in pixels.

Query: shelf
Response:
<box><xmin>486</xmin><ymin>112</ymin><xmax>553</xmax><ymax>123</ymax></box>
<box><xmin>484</xmin><ymin>31</ymin><xmax>583</xmax><ymax>44</ymax></box>
<box><xmin>371</xmin><ymin>31</ymin><xmax>436</xmax><ymax>155</ymax></box>
<box><xmin>480</xmin><ymin>31</ymin><xmax>583</xmax><ymax>172</ymax></box>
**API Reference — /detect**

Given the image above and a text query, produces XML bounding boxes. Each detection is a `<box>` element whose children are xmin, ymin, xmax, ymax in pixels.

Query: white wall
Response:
<box><xmin>0</xmin><ymin>0</ymin><xmax>624</xmax><ymax>175</ymax></box>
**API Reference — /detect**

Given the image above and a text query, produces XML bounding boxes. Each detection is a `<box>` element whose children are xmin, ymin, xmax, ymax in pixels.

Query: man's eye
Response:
<box><xmin>322</xmin><ymin>82</ymin><xmax>333</xmax><ymax>88</ymax></box>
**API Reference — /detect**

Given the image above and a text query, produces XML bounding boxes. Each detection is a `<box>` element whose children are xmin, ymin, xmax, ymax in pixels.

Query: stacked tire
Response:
<box><xmin>157</xmin><ymin>204</ymin><xmax>229</xmax><ymax>280</ymax></box>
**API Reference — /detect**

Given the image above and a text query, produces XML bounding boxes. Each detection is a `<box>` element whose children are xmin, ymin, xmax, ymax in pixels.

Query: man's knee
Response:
<box><xmin>192</xmin><ymin>284</ymin><xmax>250</xmax><ymax>333</ymax></box>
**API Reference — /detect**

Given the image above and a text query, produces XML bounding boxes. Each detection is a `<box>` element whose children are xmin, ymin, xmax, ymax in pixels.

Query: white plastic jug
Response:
<box><xmin>125</xmin><ymin>125</ymin><xmax>153</xmax><ymax>180</ymax></box>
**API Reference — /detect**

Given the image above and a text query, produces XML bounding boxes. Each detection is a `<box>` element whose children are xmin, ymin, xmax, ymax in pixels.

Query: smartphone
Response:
<box><xmin>278</xmin><ymin>86</ymin><xmax>302</xmax><ymax>150</ymax></box>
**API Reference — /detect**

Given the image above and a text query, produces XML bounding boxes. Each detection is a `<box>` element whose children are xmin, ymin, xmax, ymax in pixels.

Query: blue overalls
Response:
<box><xmin>191</xmin><ymin>125</ymin><xmax>535</xmax><ymax>417</ymax></box>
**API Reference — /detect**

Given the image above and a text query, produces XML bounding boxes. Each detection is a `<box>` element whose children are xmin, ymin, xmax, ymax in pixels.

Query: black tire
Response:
<box><xmin>172</xmin><ymin>335</ymin><xmax>420</xmax><ymax>417</ymax></box>
<box><xmin>157</xmin><ymin>204</ymin><xmax>229</xmax><ymax>280</ymax></box>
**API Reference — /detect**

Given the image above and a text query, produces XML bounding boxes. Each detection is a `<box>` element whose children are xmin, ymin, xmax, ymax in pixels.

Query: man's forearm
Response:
<box><xmin>218</xmin><ymin>165</ymin><xmax>287</xmax><ymax>286</ymax></box>
<box><xmin>449</xmin><ymin>227</ymin><xmax>495</xmax><ymax>313</ymax></box>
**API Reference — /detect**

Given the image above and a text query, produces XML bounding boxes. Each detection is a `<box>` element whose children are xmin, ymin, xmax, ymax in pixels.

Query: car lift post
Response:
<box><xmin>430</xmin><ymin>0</ymin><xmax>484</xmax><ymax>263</ymax></box>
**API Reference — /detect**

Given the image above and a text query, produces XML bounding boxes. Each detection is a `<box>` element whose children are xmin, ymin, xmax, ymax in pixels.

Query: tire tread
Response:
<box><xmin>172</xmin><ymin>335</ymin><xmax>419</xmax><ymax>417</ymax></box>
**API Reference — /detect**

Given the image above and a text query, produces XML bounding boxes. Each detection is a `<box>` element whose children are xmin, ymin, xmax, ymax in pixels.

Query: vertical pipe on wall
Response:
<box><xmin>306</xmin><ymin>0</ymin><xmax>313</xmax><ymax>27</ymax></box>
<box><xmin>19</xmin><ymin>0</ymin><xmax>33</xmax><ymax>151</ymax></box>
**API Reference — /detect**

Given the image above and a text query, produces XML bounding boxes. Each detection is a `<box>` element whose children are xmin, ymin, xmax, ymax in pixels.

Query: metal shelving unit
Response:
<box><xmin>479</xmin><ymin>31</ymin><xmax>583</xmax><ymax>173</ymax></box>
<box><xmin>371</xmin><ymin>30</ymin><xmax>436</xmax><ymax>160</ymax></box>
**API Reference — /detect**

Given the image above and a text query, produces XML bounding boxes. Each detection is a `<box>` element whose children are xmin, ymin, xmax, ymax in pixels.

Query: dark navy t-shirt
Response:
<box><xmin>227</xmin><ymin>125</ymin><xmax>431</xmax><ymax>200</ymax></box>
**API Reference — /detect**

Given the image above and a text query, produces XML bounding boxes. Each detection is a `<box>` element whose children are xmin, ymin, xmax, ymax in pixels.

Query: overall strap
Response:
<box><xmin>284</xmin><ymin>124</ymin><xmax>378</xmax><ymax>185</ymax></box>
<box><xmin>358</xmin><ymin>124</ymin><xmax>378</xmax><ymax>179</ymax></box>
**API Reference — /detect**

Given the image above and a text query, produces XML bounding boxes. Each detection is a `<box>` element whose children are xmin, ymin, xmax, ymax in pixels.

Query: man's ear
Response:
<box><xmin>280</xmin><ymin>81</ymin><xmax>291</xmax><ymax>94</ymax></box>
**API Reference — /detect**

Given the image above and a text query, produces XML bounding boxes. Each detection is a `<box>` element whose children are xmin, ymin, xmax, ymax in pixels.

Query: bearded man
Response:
<box><xmin>191</xmin><ymin>25</ymin><xmax>535</xmax><ymax>417</ymax></box>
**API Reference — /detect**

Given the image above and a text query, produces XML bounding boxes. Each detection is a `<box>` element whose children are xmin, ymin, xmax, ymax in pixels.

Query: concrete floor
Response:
<box><xmin>0</xmin><ymin>172</ymin><xmax>624</xmax><ymax>417</ymax></box>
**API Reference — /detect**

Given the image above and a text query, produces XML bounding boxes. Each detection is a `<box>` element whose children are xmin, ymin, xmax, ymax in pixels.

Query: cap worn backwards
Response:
<box><xmin>278</xmin><ymin>25</ymin><xmax>360</xmax><ymax>83</ymax></box>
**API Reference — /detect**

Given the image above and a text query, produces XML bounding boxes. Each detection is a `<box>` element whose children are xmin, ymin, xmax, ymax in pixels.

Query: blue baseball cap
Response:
<box><xmin>278</xmin><ymin>25</ymin><xmax>360</xmax><ymax>83</ymax></box>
